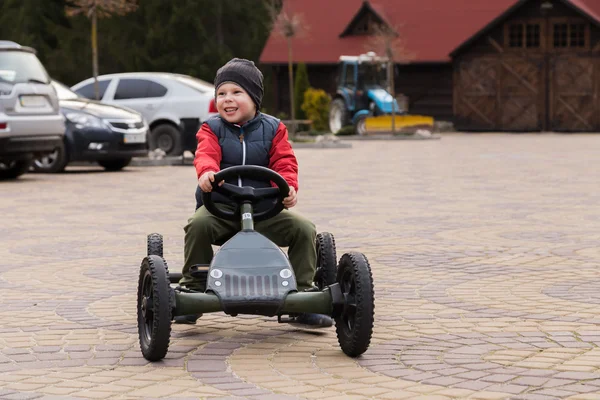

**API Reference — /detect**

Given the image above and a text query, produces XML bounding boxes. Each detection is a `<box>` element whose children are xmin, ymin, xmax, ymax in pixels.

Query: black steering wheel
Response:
<box><xmin>201</xmin><ymin>165</ymin><xmax>290</xmax><ymax>222</ymax></box>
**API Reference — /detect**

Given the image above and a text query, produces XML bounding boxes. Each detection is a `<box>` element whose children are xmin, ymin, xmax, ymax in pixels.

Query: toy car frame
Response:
<box><xmin>137</xmin><ymin>165</ymin><xmax>374</xmax><ymax>361</ymax></box>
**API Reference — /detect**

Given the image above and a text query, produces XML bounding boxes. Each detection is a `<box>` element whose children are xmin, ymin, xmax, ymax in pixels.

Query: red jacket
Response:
<box><xmin>193</xmin><ymin>120</ymin><xmax>299</xmax><ymax>191</ymax></box>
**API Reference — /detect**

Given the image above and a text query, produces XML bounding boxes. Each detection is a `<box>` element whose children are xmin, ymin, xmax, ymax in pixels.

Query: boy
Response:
<box><xmin>177</xmin><ymin>58</ymin><xmax>332</xmax><ymax>328</ymax></box>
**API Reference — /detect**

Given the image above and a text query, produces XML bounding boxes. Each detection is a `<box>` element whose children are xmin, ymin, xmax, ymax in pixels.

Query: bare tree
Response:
<box><xmin>366</xmin><ymin>23</ymin><xmax>414</xmax><ymax>133</ymax></box>
<box><xmin>266</xmin><ymin>0</ymin><xmax>308</xmax><ymax>138</ymax></box>
<box><xmin>66</xmin><ymin>0</ymin><xmax>138</xmax><ymax>100</ymax></box>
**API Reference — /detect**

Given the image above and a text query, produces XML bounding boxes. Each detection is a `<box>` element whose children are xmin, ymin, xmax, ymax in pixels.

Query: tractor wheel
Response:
<box><xmin>329</xmin><ymin>98</ymin><xmax>349</xmax><ymax>134</ymax></box>
<box><xmin>335</xmin><ymin>252</ymin><xmax>374</xmax><ymax>357</ymax></box>
<box><xmin>354</xmin><ymin>115</ymin><xmax>368</xmax><ymax>136</ymax></box>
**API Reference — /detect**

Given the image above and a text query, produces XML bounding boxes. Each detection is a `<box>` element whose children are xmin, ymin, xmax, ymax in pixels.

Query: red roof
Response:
<box><xmin>259</xmin><ymin>0</ymin><xmax>600</xmax><ymax>64</ymax></box>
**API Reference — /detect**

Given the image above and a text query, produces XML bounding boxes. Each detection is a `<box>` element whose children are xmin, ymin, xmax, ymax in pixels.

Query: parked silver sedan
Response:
<box><xmin>71</xmin><ymin>72</ymin><xmax>218</xmax><ymax>156</ymax></box>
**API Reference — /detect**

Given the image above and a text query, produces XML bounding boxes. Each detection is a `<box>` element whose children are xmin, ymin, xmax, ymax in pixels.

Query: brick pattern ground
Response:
<box><xmin>1</xmin><ymin>134</ymin><xmax>600</xmax><ymax>399</ymax></box>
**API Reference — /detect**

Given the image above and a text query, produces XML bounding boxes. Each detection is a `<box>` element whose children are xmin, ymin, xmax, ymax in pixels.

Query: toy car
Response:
<box><xmin>137</xmin><ymin>165</ymin><xmax>374</xmax><ymax>361</ymax></box>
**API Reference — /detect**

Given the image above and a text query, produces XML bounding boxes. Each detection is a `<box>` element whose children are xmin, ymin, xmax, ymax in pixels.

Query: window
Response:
<box><xmin>509</xmin><ymin>24</ymin><xmax>524</xmax><ymax>47</ymax></box>
<box><xmin>114</xmin><ymin>79</ymin><xmax>148</xmax><ymax>100</ymax></box>
<box><xmin>0</xmin><ymin>51</ymin><xmax>49</xmax><ymax>84</ymax></box>
<box><xmin>351</xmin><ymin>13</ymin><xmax>382</xmax><ymax>35</ymax></box>
<box><xmin>508</xmin><ymin>22</ymin><xmax>541</xmax><ymax>48</ymax></box>
<box><xmin>147</xmin><ymin>81</ymin><xmax>168</xmax><ymax>97</ymax></box>
<box><xmin>114</xmin><ymin>78</ymin><xmax>167</xmax><ymax>100</ymax></box>
<box><xmin>526</xmin><ymin>24</ymin><xmax>540</xmax><ymax>48</ymax></box>
<box><xmin>553</xmin><ymin>23</ymin><xmax>586</xmax><ymax>48</ymax></box>
<box><xmin>344</xmin><ymin>65</ymin><xmax>356</xmax><ymax>87</ymax></box>
<box><xmin>75</xmin><ymin>79</ymin><xmax>110</xmax><ymax>99</ymax></box>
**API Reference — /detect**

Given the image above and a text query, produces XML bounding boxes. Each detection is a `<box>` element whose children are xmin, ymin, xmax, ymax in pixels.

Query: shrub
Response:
<box><xmin>336</xmin><ymin>125</ymin><xmax>356</xmax><ymax>136</ymax></box>
<box><xmin>294</xmin><ymin>63</ymin><xmax>310</xmax><ymax>120</ymax></box>
<box><xmin>301</xmin><ymin>88</ymin><xmax>330</xmax><ymax>132</ymax></box>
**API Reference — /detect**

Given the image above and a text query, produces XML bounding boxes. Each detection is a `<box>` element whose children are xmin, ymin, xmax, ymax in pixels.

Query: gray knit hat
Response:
<box><xmin>214</xmin><ymin>58</ymin><xmax>264</xmax><ymax>110</ymax></box>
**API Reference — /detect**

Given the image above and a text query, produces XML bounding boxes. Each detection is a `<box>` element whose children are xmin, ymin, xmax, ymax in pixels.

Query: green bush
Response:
<box><xmin>301</xmin><ymin>88</ymin><xmax>330</xmax><ymax>132</ymax></box>
<box><xmin>336</xmin><ymin>125</ymin><xmax>356</xmax><ymax>136</ymax></box>
<box><xmin>294</xmin><ymin>63</ymin><xmax>310</xmax><ymax>120</ymax></box>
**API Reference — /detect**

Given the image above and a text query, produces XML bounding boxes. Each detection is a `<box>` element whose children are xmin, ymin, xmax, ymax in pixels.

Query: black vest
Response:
<box><xmin>195</xmin><ymin>112</ymin><xmax>281</xmax><ymax>211</ymax></box>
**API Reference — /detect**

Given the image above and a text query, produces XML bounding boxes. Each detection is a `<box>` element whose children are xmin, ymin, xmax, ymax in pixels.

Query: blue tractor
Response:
<box><xmin>329</xmin><ymin>52</ymin><xmax>402</xmax><ymax>135</ymax></box>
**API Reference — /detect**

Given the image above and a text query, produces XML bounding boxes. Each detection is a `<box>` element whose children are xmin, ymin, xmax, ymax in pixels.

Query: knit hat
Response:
<box><xmin>214</xmin><ymin>58</ymin><xmax>264</xmax><ymax>110</ymax></box>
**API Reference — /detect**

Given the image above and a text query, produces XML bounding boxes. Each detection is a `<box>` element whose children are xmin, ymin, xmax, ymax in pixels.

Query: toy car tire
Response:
<box><xmin>147</xmin><ymin>233</ymin><xmax>163</xmax><ymax>257</ymax></box>
<box><xmin>314</xmin><ymin>232</ymin><xmax>337</xmax><ymax>290</ymax></box>
<box><xmin>335</xmin><ymin>251</ymin><xmax>374</xmax><ymax>357</ymax></box>
<box><xmin>137</xmin><ymin>255</ymin><xmax>172</xmax><ymax>361</ymax></box>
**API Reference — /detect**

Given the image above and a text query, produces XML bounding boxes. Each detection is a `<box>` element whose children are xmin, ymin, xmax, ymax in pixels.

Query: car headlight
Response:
<box><xmin>65</xmin><ymin>112</ymin><xmax>107</xmax><ymax>129</ymax></box>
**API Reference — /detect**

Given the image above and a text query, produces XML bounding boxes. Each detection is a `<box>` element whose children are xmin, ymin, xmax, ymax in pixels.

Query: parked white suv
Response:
<box><xmin>71</xmin><ymin>72</ymin><xmax>217</xmax><ymax>156</ymax></box>
<box><xmin>0</xmin><ymin>41</ymin><xmax>65</xmax><ymax>179</ymax></box>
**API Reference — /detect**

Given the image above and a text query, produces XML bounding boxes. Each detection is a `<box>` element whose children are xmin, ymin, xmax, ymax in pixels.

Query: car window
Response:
<box><xmin>147</xmin><ymin>80</ymin><xmax>167</xmax><ymax>97</ymax></box>
<box><xmin>75</xmin><ymin>80</ymin><xmax>110</xmax><ymax>99</ymax></box>
<box><xmin>0</xmin><ymin>50</ymin><xmax>49</xmax><ymax>84</ymax></box>
<box><xmin>114</xmin><ymin>78</ymin><xmax>167</xmax><ymax>100</ymax></box>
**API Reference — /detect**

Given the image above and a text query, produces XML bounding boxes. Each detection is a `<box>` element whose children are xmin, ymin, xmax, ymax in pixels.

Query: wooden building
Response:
<box><xmin>259</xmin><ymin>0</ymin><xmax>600</xmax><ymax>131</ymax></box>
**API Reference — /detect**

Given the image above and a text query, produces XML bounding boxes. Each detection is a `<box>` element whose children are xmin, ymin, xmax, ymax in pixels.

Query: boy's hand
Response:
<box><xmin>198</xmin><ymin>171</ymin><xmax>223</xmax><ymax>192</ymax></box>
<box><xmin>283</xmin><ymin>187</ymin><xmax>297</xmax><ymax>209</ymax></box>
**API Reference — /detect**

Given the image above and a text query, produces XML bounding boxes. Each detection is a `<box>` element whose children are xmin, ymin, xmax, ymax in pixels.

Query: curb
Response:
<box><xmin>130</xmin><ymin>156</ymin><xmax>192</xmax><ymax>167</ymax></box>
<box><xmin>307</xmin><ymin>134</ymin><xmax>442</xmax><ymax>141</ymax></box>
<box><xmin>291</xmin><ymin>141</ymin><xmax>352</xmax><ymax>149</ymax></box>
<box><xmin>295</xmin><ymin>133</ymin><xmax>442</xmax><ymax>142</ymax></box>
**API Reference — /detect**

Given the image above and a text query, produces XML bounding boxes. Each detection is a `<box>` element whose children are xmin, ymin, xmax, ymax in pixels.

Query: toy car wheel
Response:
<box><xmin>147</xmin><ymin>233</ymin><xmax>163</xmax><ymax>257</ymax></box>
<box><xmin>335</xmin><ymin>252</ymin><xmax>374</xmax><ymax>357</ymax></box>
<box><xmin>314</xmin><ymin>232</ymin><xmax>337</xmax><ymax>290</ymax></box>
<box><xmin>137</xmin><ymin>255</ymin><xmax>172</xmax><ymax>361</ymax></box>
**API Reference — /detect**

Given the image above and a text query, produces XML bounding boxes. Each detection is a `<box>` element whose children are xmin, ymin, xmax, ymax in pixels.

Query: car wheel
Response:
<box><xmin>149</xmin><ymin>124</ymin><xmax>182</xmax><ymax>156</ymax></box>
<box><xmin>98</xmin><ymin>158</ymin><xmax>131</xmax><ymax>171</ymax></box>
<box><xmin>32</xmin><ymin>141</ymin><xmax>69</xmax><ymax>173</ymax></box>
<box><xmin>0</xmin><ymin>160</ymin><xmax>32</xmax><ymax>180</ymax></box>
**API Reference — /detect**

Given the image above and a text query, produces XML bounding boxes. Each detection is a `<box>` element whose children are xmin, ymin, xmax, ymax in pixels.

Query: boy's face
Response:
<box><xmin>216</xmin><ymin>82</ymin><xmax>256</xmax><ymax>125</ymax></box>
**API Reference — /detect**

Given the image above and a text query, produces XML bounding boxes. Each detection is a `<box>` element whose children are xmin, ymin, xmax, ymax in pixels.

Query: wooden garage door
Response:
<box><xmin>454</xmin><ymin>56</ymin><xmax>499</xmax><ymax>130</ymax></box>
<box><xmin>499</xmin><ymin>56</ymin><xmax>544</xmax><ymax>131</ymax></box>
<box><xmin>455</xmin><ymin>55</ymin><xmax>544</xmax><ymax>131</ymax></box>
<box><xmin>550</xmin><ymin>56</ymin><xmax>598</xmax><ymax>131</ymax></box>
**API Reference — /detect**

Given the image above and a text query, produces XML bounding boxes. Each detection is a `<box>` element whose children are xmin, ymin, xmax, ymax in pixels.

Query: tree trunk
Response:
<box><xmin>387</xmin><ymin>49</ymin><xmax>395</xmax><ymax>134</ymax></box>
<box><xmin>287</xmin><ymin>36</ymin><xmax>296</xmax><ymax>138</ymax></box>
<box><xmin>91</xmin><ymin>7</ymin><xmax>99</xmax><ymax>100</ymax></box>
<box><xmin>216</xmin><ymin>1</ymin><xmax>224</xmax><ymax>47</ymax></box>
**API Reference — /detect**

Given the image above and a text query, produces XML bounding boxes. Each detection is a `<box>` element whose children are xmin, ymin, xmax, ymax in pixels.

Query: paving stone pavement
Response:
<box><xmin>1</xmin><ymin>133</ymin><xmax>600</xmax><ymax>400</ymax></box>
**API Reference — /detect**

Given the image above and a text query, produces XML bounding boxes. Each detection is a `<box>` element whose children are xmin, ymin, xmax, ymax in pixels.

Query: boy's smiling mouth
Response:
<box><xmin>224</xmin><ymin>107</ymin><xmax>238</xmax><ymax>113</ymax></box>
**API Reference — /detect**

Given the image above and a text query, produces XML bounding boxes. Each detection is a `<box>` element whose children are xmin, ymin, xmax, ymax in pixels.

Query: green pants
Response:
<box><xmin>180</xmin><ymin>205</ymin><xmax>317</xmax><ymax>291</ymax></box>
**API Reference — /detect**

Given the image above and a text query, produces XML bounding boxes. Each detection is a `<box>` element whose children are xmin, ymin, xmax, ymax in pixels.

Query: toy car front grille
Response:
<box><xmin>224</xmin><ymin>273</ymin><xmax>281</xmax><ymax>297</ymax></box>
